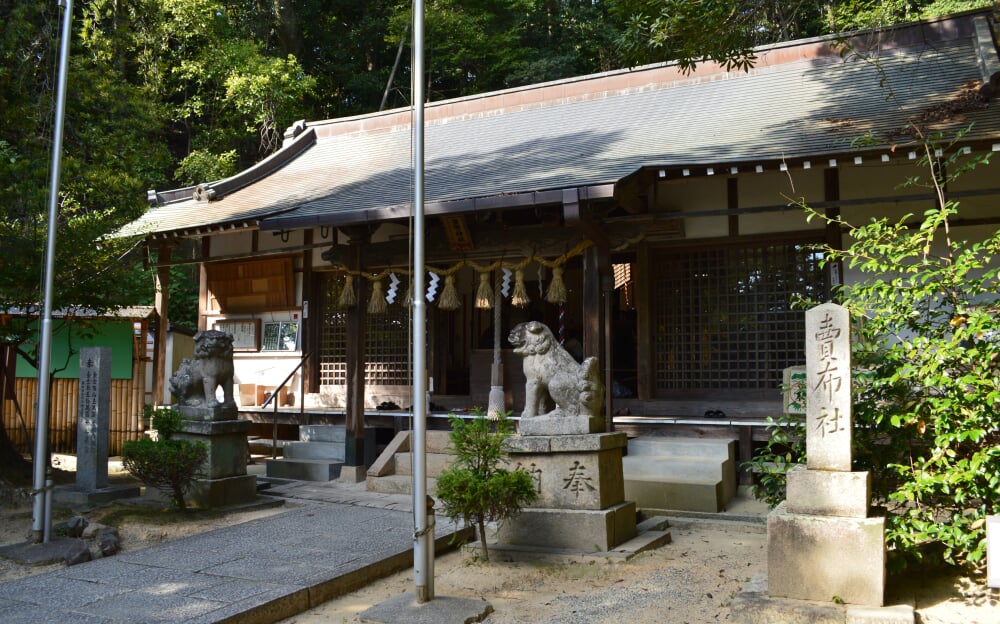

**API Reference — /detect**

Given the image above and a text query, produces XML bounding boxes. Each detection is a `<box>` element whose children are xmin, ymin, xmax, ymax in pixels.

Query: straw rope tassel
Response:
<box><xmin>545</xmin><ymin>266</ymin><xmax>567</xmax><ymax>304</ymax></box>
<box><xmin>438</xmin><ymin>274</ymin><xmax>461</xmax><ymax>310</ymax></box>
<box><xmin>338</xmin><ymin>275</ymin><xmax>357</xmax><ymax>307</ymax></box>
<box><xmin>475</xmin><ymin>272</ymin><xmax>493</xmax><ymax>309</ymax></box>
<box><xmin>511</xmin><ymin>269</ymin><xmax>530</xmax><ymax>308</ymax></box>
<box><xmin>368</xmin><ymin>279</ymin><xmax>387</xmax><ymax>314</ymax></box>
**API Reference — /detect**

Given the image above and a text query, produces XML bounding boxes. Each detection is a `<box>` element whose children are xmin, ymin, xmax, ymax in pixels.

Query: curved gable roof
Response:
<box><xmin>118</xmin><ymin>11</ymin><xmax>1000</xmax><ymax>239</ymax></box>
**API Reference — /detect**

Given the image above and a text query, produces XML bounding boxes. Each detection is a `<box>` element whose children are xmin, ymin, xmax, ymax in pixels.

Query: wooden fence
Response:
<box><xmin>2</xmin><ymin>366</ymin><xmax>147</xmax><ymax>457</ymax></box>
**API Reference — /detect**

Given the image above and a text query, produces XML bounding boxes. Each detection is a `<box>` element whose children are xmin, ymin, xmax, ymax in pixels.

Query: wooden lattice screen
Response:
<box><xmin>319</xmin><ymin>274</ymin><xmax>411</xmax><ymax>386</ymax></box>
<box><xmin>652</xmin><ymin>239</ymin><xmax>826</xmax><ymax>394</ymax></box>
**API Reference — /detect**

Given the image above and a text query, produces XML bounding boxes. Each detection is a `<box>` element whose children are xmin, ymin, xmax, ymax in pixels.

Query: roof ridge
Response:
<box><xmin>291</xmin><ymin>10</ymin><xmax>990</xmax><ymax>142</ymax></box>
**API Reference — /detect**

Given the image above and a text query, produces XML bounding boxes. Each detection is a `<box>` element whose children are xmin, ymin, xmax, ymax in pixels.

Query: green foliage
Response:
<box><xmin>175</xmin><ymin>150</ymin><xmax>239</xmax><ymax>186</ymax></box>
<box><xmin>123</xmin><ymin>407</ymin><xmax>206</xmax><ymax>510</ymax></box>
<box><xmin>745</xmin><ymin>415</ymin><xmax>804</xmax><ymax>508</ymax></box>
<box><xmin>145</xmin><ymin>405</ymin><xmax>184</xmax><ymax>438</ymax></box>
<box><xmin>612</xmin><ymin>0</ymin><xmax>990</xmax><ymax>71</ymax></box>
<box><xmin>435</xmin><ymin>409</ymin><xmax>538</xmax><ymax>561</ymax></box>
<box><xmin>751</xmin><ymin>130</ymin><xmax>998</xmax><ymax>575</ymax></box>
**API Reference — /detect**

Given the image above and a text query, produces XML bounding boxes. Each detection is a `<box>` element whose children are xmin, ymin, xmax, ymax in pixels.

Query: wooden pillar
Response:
<box><xmin>635</xmin><ymin>242</ymin><xmax>652</xmax><ymax>400</ymax></box>
<box><xmin>824</xmin><ymin>168</ymin><xmax>843</xmax><ymax>297</ymax></box>
<box><xmin>345</xmin><ymin>234</ymin><xmax>367</xmax><ymax>466</ymax></box>
<box><xmin>301</xmin><ymin>229</ymin><xmax>316</xmax><ymax>394</ymax></box>
<box><xmin>582</xmin><ymin>245</ymin><xmax>612</xmax><ymax>429</ymax></box>
<box><xmin>198</xmin><ymin>238</ymin><xmax>211</xmax><ymax>331</ymax></box>
<box><xmin>727</xmin><ymin>177</ymin><xmax>739</xmax><ymax>236</ymax></box>
<box><xmin>152</xmin><ymin>242</ymin><xmax>174</xmax><ymax>406</ymax></box>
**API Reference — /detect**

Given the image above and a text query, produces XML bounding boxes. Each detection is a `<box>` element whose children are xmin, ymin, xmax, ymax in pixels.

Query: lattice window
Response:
<box><xmin>319</xmin><ymin>274</ymin><xmax>411</xmax><ymax>386</ymax></box>
<box><xmin>652</xmin><ymin>240</ymin><xmax>826</xmax><ymax>393</ymax></box>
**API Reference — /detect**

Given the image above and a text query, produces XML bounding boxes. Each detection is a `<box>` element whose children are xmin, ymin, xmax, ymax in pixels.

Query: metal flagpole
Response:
<box><xmin>32</xmin><ymin>0</ymin><xmax>74</xmax><ymax>544</ymax></box>
<box><xmin>411</xmin><ymin>0</ymin><xmax>434</xmax><ymax>603</ymax></box>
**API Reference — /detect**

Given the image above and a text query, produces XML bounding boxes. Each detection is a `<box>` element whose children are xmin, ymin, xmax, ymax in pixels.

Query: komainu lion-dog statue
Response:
<box><xmin>169</xmin><ymin>330</ymin><xmax>236</xmax><ymax>408</ymax></box>
<box><xmin>508</xmin><ymin>321</ymin><xmax>604</xmax><ymax>424</ymax></box>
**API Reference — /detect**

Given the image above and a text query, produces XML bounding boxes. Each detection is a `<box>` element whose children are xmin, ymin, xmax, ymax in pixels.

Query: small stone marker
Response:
<box><xmin>76</xmin><ymin>347</ymin><xmax>111</xmax><ymax>491</ymax></box>
<box><xmin>805</xmin><ymin>302</ymin><xmax>852</xmax><ymax>471</ymax></box>
<box><xmin>763</xmin><ymin>302</ymin><xmax>889</xmax><ymax>610</ymax></box>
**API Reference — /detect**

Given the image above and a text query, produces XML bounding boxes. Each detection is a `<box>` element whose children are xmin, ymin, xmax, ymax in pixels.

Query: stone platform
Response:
<box><xmin>494</xmin><ymin>431</ymin><xmax>639</xmax><ymax>553</ymax></box>
<box><xmin>731</xmin><ymin>573</ymin><xmax>914</xmax><ymax>624</ymax></box>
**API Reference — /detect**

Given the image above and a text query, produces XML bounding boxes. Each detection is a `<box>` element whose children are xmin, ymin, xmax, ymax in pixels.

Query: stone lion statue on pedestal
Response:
<box><xmin>508</xmin><ymin>321</ymin><xmax>603</xmax><ymax>422</ymax></box>
<box><xmin>169</xmin><ymin>330</ymin><xmax>236</xmax><ymax>408</ymax></box>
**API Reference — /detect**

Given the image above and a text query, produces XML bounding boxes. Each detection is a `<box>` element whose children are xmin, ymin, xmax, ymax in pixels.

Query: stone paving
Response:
<box><xmin>0</xmin><ymin>481</ymin><xmax>465</xmax><ymax>624</ymax></box>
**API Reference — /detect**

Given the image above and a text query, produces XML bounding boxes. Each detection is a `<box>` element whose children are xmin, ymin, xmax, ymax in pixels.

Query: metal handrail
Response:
<box><xmin>261</xmin><ymin>352</ymin><xmax>310</xmax><ymax>459</ymax></box>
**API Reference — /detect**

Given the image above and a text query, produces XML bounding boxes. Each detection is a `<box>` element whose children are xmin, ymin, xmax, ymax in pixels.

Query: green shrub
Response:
<box><xmin>123</xmin><ymin>407</ymin><xmax>206</xmax><ymax>510</ymax></box>
<box><xmin>744</xmin><ymin>414</ymin><xmax>804</xmax><ymax>508</ymax></box>
<box><xmin>748</xmin><ymin>129</ymin><xmax>998</xmax><ymax>575</ymax></box>
<box><xmin>435</xmin><ymin>409</ymin><xmax>538</xmax><ymax>561</ymax></box>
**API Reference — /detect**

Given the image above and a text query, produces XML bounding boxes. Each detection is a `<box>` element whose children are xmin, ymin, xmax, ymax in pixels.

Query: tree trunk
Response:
<box><xmin>0</xmin><ymin>423</ymin><xmax>32</xmax><ymax>484</ymax></box>
<box><xmin>477</xmin><ymin>516</ymin><xmax>490</xmax><ymax>561</ymax></box>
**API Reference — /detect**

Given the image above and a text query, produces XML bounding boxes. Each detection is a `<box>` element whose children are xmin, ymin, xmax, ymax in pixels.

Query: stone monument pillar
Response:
<box><xmin>493</xmin><ymin>322</ymin><xmax>638</xmax><ymax>552</ymax></box>
<box><xmin>56</xmin><ymin>347</ymin><xmax>140</xmax><ymax>505</ymax></box>
<box><xmin>166</xmin><ymin>330</ymin><xmax>256</xmax><ymax>508</ymax></box>
<box><xmin>767</xmin><ymin>303</ymin><xmax>886</xmax><ymax>606</ymax></box>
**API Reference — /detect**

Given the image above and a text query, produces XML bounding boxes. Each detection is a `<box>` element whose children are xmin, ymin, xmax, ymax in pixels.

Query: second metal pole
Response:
<box><xmin>411</xmin><ymin>0</ymin><xmax>434</xmax><ymax>603</ymax></box>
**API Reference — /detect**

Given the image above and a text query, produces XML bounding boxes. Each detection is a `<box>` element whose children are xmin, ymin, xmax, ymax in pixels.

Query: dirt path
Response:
<box><xmin>2</xmin><ymin>476</ymin><xmax>996</xmax><ymax>623</ymax></box>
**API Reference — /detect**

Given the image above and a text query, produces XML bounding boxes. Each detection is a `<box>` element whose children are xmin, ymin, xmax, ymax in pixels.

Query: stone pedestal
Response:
<box><xmin>148</xmin><ymin>418</ymin><xmax>256</xmax><ymax>508</ymax></box>
<box><xmin>518</xmin><ymin>414</ymin><xmax>604</xmax><ymax>436</ymax></box>
<box><xmin>177</xmin><ymin>402</ymin><xmax>238</xmax><ymax>423</ymax></box>
<box><xmin>768</xmin><ymin>502</ymin><xmax>886</xmax><ymax>606</ymax></box>
<box><xmin>494</xmin><ymin>432</ymin><xmax>637</xmax><ymax>552</ymax></box>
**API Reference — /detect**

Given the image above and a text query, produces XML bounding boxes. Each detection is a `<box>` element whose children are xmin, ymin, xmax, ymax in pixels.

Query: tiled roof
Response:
<box><xmin>117</xmin><ymin>12</ymin><xmax>1000</xmax><ymax>238</ymax></box>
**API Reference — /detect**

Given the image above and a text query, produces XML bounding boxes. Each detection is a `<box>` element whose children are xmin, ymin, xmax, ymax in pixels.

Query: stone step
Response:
<box><xmin>623</xmin><ymin>436</ymin><xmax>738</xmax><ymax>512</ymax></box>
<box><xmin>622</xmin><ymin>455</ymin><xmax>731</xmax><ymax>481</ymax></box>
<box><xmin>424</xmin><ymin>430</ymin><xmax>454</xmax><ymax>454</ymax></box>
<box><xmin>298</xmin><ymin>425</ymin><xmax>347</xmax><ymax>443</ymax></box>
<box><xmin>626</xmin><ymin>437</ymin><xmax>735</xmax><ymax>460</ymax></box>
<box><xmin>393</xmin><ymin>452</ymin><xmax>455</xmax><ymax>477</ymax></box>
<box><xmin>364</xmin><ymin>474</ymin><xmax>438</xmax><ymax>496</ymax></box>
<box><xmin>284</xmin><ymin>441</ymin><xmax>346</xmax><ymax>462</ymax></box>
<box><xmin>265</xmin><ymin>458</ymin><xmax>343</xmax><ymax>481</ymax></box>
<box><xmin>624</xmin><ymin>477</ymin><xmax>725</xmax><ymax>513</ymax></box>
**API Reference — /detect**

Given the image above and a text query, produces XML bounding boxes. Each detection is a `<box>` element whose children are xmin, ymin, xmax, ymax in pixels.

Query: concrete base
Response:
<box><xmin>339</xmin><ymin>464</ymin><xmax>367</xmax><ymax>483</ymax></box>
<box><xmin>146</xmin><ymin>473</ymin><xmax>258</xmax><ymax>508</ymax></box>
<box><xmin>53</xmin><ymin>484</ymin><xmax>141</xmax><ymax>507</ymax></box>
<box><xmin>768</xmin><ymin>503</ymin><xmax>886</xmax><ymax>606</ymax></box>
<box><xmin>360</xmin><ymin>592</ymin><xmax>493</xmax><ymax>624</ymax></box>
<box><xmin>486</xmin><ymin>515</ymin><xmax>671</xmax><ymax>563</ymax></box>
<box><xmin>494</xmin><ymin>501</ymin><xmax>637</xmax><ymax>551</ymax></box>
<box><xmin>731</xmin><ymin>574</ymin><xmax>914</xmax><ymax>624</ymax></box>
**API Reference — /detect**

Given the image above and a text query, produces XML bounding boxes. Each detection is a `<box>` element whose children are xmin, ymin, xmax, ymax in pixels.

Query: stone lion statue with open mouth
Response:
<box><xmin>508</xmin><ymin>321</ymin><xmax>603</xmax><ymax>424</ymax></box>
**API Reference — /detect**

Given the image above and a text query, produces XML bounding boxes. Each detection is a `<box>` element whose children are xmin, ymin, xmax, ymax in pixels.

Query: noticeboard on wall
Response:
<box><xmin>213</xmin><ymin>319</ymin><xmax>260</xmax><ymax>351</ymax></box>
<box><xmin>261</xmin><ymin>321</ymin><xmax>299</xmax><ymax>351</ymax></box>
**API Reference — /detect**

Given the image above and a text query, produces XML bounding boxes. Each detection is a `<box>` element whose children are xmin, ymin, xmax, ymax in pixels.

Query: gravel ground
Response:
<box><xmin>279</xmin><ymin>520</ymin><xmax>768</xmax><ymax>624</ymax></box>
